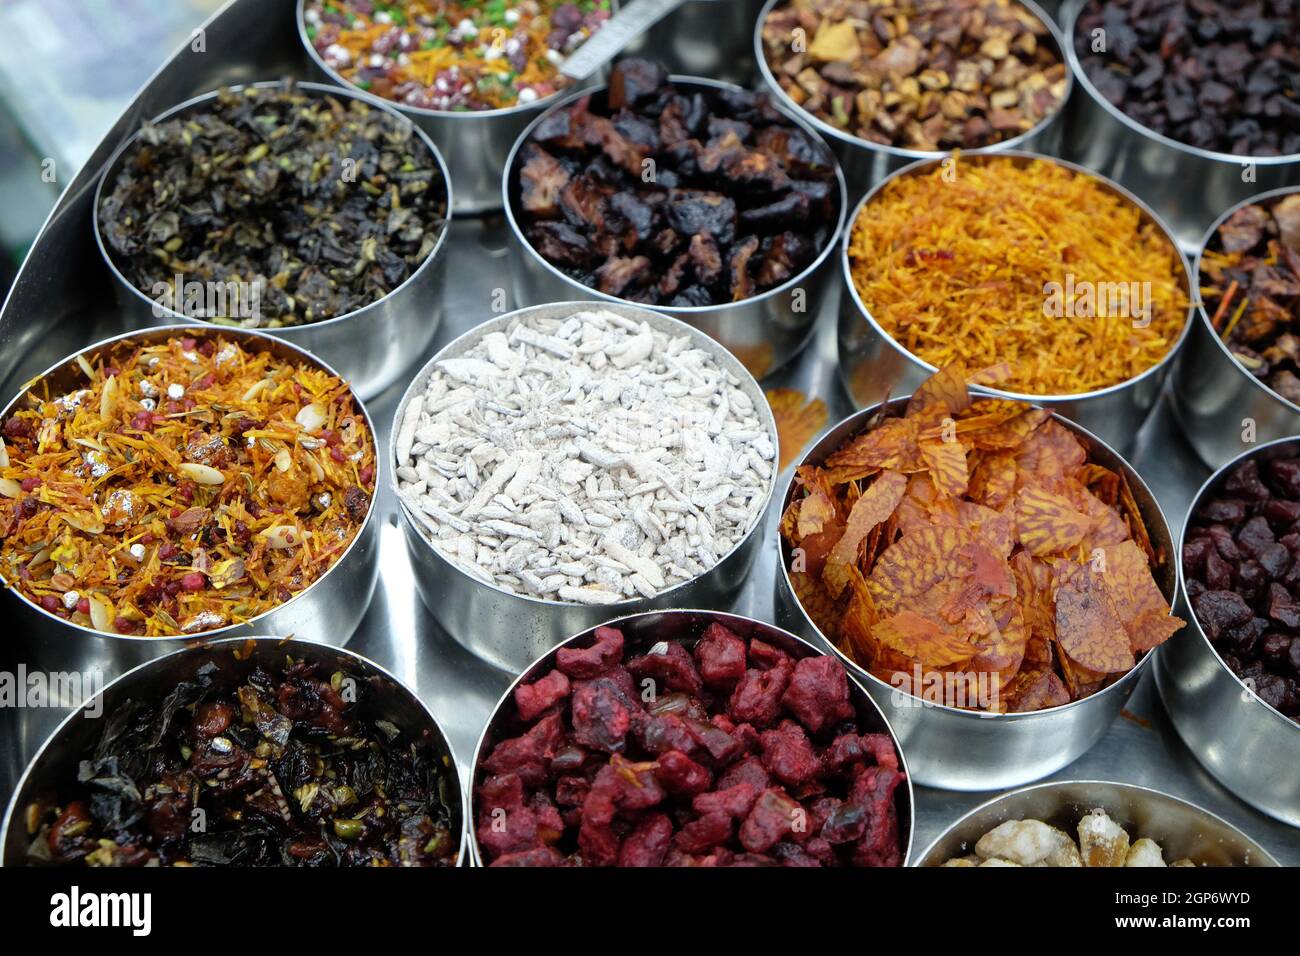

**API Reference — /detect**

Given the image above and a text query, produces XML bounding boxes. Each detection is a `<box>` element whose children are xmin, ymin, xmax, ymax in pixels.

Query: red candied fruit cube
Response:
<box><xmin>849</xmin><ymin>764</ymin><xmax>906</xmax><ymax>867</ymax></box>
<box><xmin>571</xmin><ymin>678</ymin><xmax>631</xmax><ymax>753</ymax></box>
<box><xmin>716</xmin><ymin>754</ymin><xmax>770</xmax><ymax>792</ymax></box>
<box><xmin>728</xmin><ymin>659</ymin><xmax>793</xmax><ymax>727</ymax></box>
<box><xmin>476</xmin><ymin>773</ymin><xmax>544</xmax><ymax>858</ymax></box>
<box><xmin>617</xmin><ymin>813</ymin><xmax>673</xmax><ymax>867</ymax></box>
<box><xmin>674</xmin><ymin>811</ymin><xmax>733</xmax><ymax>854</ymax></box>
<box><xmin>739</xmin><ymin>788</ymin><xmax>801</xmax><ymax>853</ymax></box>
<box><xmin>514</xmin><ymin>668</ymin><xmax>570</xmax><ymax>722</ymax></box>
<box><xmin>692</xmin><ymin>782</ymin><xmax>760</xmax><ymax>819</ymax></box>
<box><xmin>556</xmin><ymin>625</ymin><xmax>624</xmax><ymax>678</ymax></box>
<box><xmin>635</xmin><ymin>712</ymin><xmax>699</xmax><ymax>756</ymax></box>
<box><xmin>490</xmin><ymin>847</ymin><xmax>566</xmax><ymax>866</ymax></box>
<box><xmin>693</xmin><ymin>622</ymin><xmax>748</xmax><ymax>689</ymax></box>
<box><xmin>627</xmin><ymin>641</ymin><xmax>703</xmax><ymax>696</ymax></box>
<box><xmin>482</xmin><ymin>712</ymin><xmax>566</xmax><ymax>786</ymax></box>
<box><xmin>654</xmin><ymin>750</ymin><xmax>712</xmax><ymax>796</ymax></box>
<box><xmin>759</xmin><ymin>720</ymin><xmax>821</xmax><ymax>787</ymax></box>
<box><xmin>781</xmin><ymin>655</ymin><xmax>855</xmax><ymax>734</ymax></box>
<box><xmin>748</xmin><ymin>638</ymin><xmax>792</xmax><ymax>670</ymax></box>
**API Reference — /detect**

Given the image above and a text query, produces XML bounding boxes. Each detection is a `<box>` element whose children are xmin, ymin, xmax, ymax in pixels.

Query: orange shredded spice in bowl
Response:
<box><xmin>0</xmin><ymin>334</ymin><xmax>376</xmax><ymax>638</ymax></box>
<box><xmin>779</xmin><ymin>364</ymin><xmax>1184</xmax><ymax>713</ymax></box>
<box><xmin>847</xmin><ymin>156</ymin><xmax>1190</xmax><ymax>396</ymax></box>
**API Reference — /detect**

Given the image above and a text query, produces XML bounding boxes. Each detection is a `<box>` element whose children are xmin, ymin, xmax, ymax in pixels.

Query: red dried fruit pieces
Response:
<box><xmin>475</xmin><ymin>623</ymin><xmax>905</xmax><ymax>866</ymax></box>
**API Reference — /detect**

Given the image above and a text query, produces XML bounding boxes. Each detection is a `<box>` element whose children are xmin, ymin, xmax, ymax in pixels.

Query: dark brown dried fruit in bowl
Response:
<box><xmin>1074</xmin><ymin>0</ymin><xmax>1300</xmax><ymax>157</ymax></box>
<box><xmin>760</xmin><ymin>0</ymin><xmax>1068</xmax><ymax>151</ymax></box>
<box><xmin>514</xmin><ymin>59</ymin><xmax>840</xmax><ymax>307</ymax></box>
<box><xmin>99</xmin><ymin>81</ymin><xmax>448</xmax><ymax>328</ymax></box>
<box><xmin>474</xmin><ymin>623</ymin><xmax>907</xmax><ymax>867</ymax></box>
<box><xmin>1184</xmin><ymin>455</ymin><xmax>1300</xmax><ymax>721</ymax></box>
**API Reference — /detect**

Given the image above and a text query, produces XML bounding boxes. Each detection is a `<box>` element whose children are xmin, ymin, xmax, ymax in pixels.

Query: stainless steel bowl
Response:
<box><xmin>836</xmin><ymin>150</ymin><xmax>1195</xmax><ymax>455</ymax></box>
<box><xmin>753</xmin><ymin>0</ymin><xmax>1072</xmax><ymax>200</ymax></box>
<box><xmin>391</xmin><ymin>301</ymin><xmax>779</xmax><ymax>674</ymax></box>
<box><xmin>776</xmin><ymin>397</ymin><xmax>1181</xmax><ymax>790</ymax></box>
<box><xmin>0</xmin><ymin>325</ymin><xmax>381</xmax><ymax>678</ymax></box>
<box><xmin>0</xmin><ymin>636</ymin><xmax>467</xmax><ymax>867</ymax></box>
<box><xmin>92</xmin><ymin>79</ymin><xmax>453</xmax><ymax>401</ymax></box>
<box><xmin>1156</xmin><ymin>436</ymin><xmax>1300</xmax><ymax>828</ymax></box>
<box><xmin>467</xmin><ymin>608</ymin><xmax>916</xmax><ymax>866</ymax></box>
<box><xmin>916</xmin><ymin>780</ymin><xmax>1279</xmax><ymax>866</ymax></box>
<box><xmin>297</xmin><ymin>0</ymin><xmax>612</xmax><ymax>216</ymax></box>
<box><xmin>1169</xmin><ymin>186</ymin><xmax>1300</xmax><ymax>470</ymax></box>
<box><xmin>1060</xmin><ymin>0</ymin><xmax>1300</xmax><ymax>254</ymax></box>
<box><xmin>501</xmin><ymin>75</ymin><xmax>848</xmax><ymax>380</ymax></box>
<box><xmin>622</xmin><ymin>0</ymin><xmax>766</xmax><ymax>86</ymax></box>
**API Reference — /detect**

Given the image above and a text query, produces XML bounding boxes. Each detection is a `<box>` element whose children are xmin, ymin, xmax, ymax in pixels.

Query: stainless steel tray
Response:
<box><xmin>0</xmin><ymin>0</ymin><xmax>1297</xmax><ymax>866</ymax></box>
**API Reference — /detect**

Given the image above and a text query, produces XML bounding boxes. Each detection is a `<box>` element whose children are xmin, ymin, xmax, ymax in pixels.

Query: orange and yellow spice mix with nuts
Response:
<box><xmin>0</xmin><ymin>334</ymin><xmax>375</xmax><ymax>636</ymax></box>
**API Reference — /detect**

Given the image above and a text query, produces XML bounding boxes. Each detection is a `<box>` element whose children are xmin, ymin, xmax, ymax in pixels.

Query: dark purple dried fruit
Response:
<box><xmin>514</xmin><ymin>59</ymin><xmax>838</xmax><ymax>307</ymax></box>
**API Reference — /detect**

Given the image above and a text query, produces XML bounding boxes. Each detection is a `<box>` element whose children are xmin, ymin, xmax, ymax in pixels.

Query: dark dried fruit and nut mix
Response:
<box><xmin>306</xmin><ymin>1</ymin><xmax>611</xmax><ymax>111</ymax></box>
<box><xmin>1183</xmin><ymin>454</ymin><xmax>1300</xmax><ymax>721</ymax></box>
<box><xmin>26</xmin><ymin>655</ymin><xmax>459</xmax><ymax>866</ymax></box>
<box><xmin>1074</xmin><ymin>0</ymin><xmax>1300</xmax><ymax>156</ymax></box>
<box><xmin>0</xmin><ymin>334</ymin><xmax>376</xmax><ymax>637</ymax></box>
<box><xmin>780</xmin><ymin>365</ymin><xmax>1183</xmax><ymax>712</ymax></box>
<box><xmin>1201</xmin><ymin>192</ymin><xmax>1300</xmax><ymax>404</ymax></box>
<box><xmin>760</xmin><ymin>0</ymin><xmax>1068</xmax><ymax>151</ymax></box>
<box><xmin>98</xmin><ymin>82</ymin><xmax>447</xmax><ymax>328</ymax></box>
<box><xmin>475</xmin><ymin>623</ymin><xmax>906</xmax><ymax>866</ymax></box>
<box><xmin>514</xmin><ymin>58</ymin><xmax>840</xmax><ymax>307</ymax></box>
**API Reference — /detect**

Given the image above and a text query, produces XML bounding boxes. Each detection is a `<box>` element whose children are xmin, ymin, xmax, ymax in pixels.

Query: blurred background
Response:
<box><xmin>0</xmin><ymin>0</ymin><xmax>220</xmax><ymax>291</ymax></box>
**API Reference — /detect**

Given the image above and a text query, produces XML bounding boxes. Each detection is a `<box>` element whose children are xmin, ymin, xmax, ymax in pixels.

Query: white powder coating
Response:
<box><xmin>395</xmin><ymin>308</ymin><xmax>776</xmax><ymax>604</ymax></box>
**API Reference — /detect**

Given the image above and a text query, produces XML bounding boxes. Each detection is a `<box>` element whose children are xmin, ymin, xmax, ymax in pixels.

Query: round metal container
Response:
<box><xmin>391</xmin><ymin>301</ymin><xmax>779</xmax><ymax>674</ymax></box>
<box><xmin>501</xmin><ymin>75</ymin><xmax>849</xmax><ymax>380</ymax></box>
<box><xmin>621</xmin><ymin>0</ymin><xmax>766</xmax><ymax>86</ymax></box>
<box><xmin>776</xmin><ymin>397</ymin><xmax>1181</xmax><ymax>790</ymax></box>
<box><xmin>1</xmin><ymin>636</ymin><xmax>467</xmax><ymax>867</ymax></box>
<box><xmin>1169</xmin><ymin>186</ymin><xmax>1300</xmax><ymax>469</ymax></box>
<box><xmin>753</xmin><ymin>0</ymin><xmax>1073</xmax><ymax>200</ymax></box>
<box><xmin>1060</xmin><ymin>0</ymin><xmax>1300</xmax><ymax>254</ymax></box>
<box><xmin>836</xmin><ymin>150</ymin><xmax>1195</xmax><ymax>455</ymax></box>
<box><xmin>468</xmin><ymin>608</ymin><xmax>916</xmax><ymax>866</ymax></box>
<box><xmin>92</xmin><ymin>79</ymin><xmax>453</xmax><ymax>401</ymax></box>
<box><xmin>297</xmin><ymin>0</ymin><xmax>611</xmax><ymax>216</ymax></box>
<box><xmin>0</xmin><ymin>325</ymin><xmax>381</xmax><ymax>678</ymax></box>
<box><xmin>1156</xmin><ymin>436</ymin><xmax>1300</xmax><ymax>828</ymax></box>
<box><xmin>916</xmin><ymin>780</ymin><xmax>1278</xmax><ymax>866</ymax></box>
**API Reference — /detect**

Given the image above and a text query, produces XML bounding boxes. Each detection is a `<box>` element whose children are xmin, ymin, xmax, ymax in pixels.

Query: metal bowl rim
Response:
<box><xmin>752</xmin><ymin>0</ymin><xmax>1074</xmax><ymax>162</ymax></box>
<box><xmin>0</xmin><ymin>634</ymin><xmax>469</xmax><ymax>867</ymax></box>
<box><xmin>913</xmin><ymin>778</ymin><xmax>1281</xmax><ymax>866</ymax></box>
<box><xmin>777</xmin><ymin>394</ymin><xmax>1180</xmax><ymax>720</ymax></box>
<box><xmin>1187</xmin><ymin>184</ymin><xmax>1300</xmax><ymax>418</ymax></box>
<box><xmin>500</xmin><ymin>72</ymin><xmax>850</xmax><ymax>315</ymax></box>
<box><xmin>838</xmin><ymin>147</ymin><xmax>1196</xmax><ymax>403</ymax></box>
<box><xmin>295</xmin><ymin>0</ymin><xmax>616</xmax><ymax>121</ymax></box>
<box><xmin>1062</xmin><ymin>0</ymin><xmax>1300</xmax><ymax>167</ymax></box>
<box><xmin>1176</xmin><ymin>433</ymin><xmax>1300</xmax><ymax>733</ymax></box>
<box><xmin>466</xmin><ymin>607</ymin><xmax>917</xmax><ymax>867</ymax></box>
<box><xmin>91</xmin><ymin>78</ymin><xmax>454</xmax><ymax>335</ymax></box>
<box><xmin>388</xmin><ymin>299</ymin><xmax>779</xmax><ymax>611</ymax></box>
<box><xmin>0</xmin><ymin>322</ymin><xmax>381</xmax><ymax>644</ymax></box>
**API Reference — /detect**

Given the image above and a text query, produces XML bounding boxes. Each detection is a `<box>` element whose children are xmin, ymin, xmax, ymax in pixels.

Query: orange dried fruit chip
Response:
<box><xmin>872</xmin><ymin>609</ymin><xmax>976</xmax><ymax>669</ymax></box>
<box><xmin>766</xmin><ymin>388</ymin><xmax>829</xmax><ymax>472</ymax></box>
<box><xmin>919</xmin><ymin>438</ymin><xmax>969</xmax><ymax>498</ymax></box>
<box><xmin>825</xmin><ymin>415</ymin><xmax>920</xmax><ymax>477</ymax></box>
<box><xmin>1097</xmin><ymin>540</ymin><xmax>1185</xmax><ymax>652</ymax></box>
<box><xmin>793</xmin><ymin>466</ymin><xmax>838</xmax><ymax>539</ymax></box>
<box><xmin>1015</xmin><ymin>485</ymin><xmax>1094</xmax><ymax>557</ymax></box>
<box><xmin>823</xmin><ymin>469</ymin><xmax>908</xmax><ymax>597</ymax></box>
<box><xmin>1054</xmin><ymin>565</ymin><xmax>1135</xmax><ymax>674</ymax></box>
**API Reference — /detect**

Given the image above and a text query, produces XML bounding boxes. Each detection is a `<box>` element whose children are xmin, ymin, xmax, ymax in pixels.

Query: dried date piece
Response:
<box><xmin>474</xmin><ymin>623</ymin><xmax>906</xmax><ymax>867</ymax></box>
<box><xmin>514</xmin><ymin>59</ymin><xmax>839</xmax><ymax>307</ymax></box>
<box><xmin>99</xmin><ymin>81</ymin><xmax>448</xmax><ymax>327</ymax></box>
<box><xmin>1075</xmin><ymin>0</ymin><xmax>1300</xmax><ymax>156</ymax></box>
<box><xmin>760</xmin><ymin>0</ymin><xmax>1068</xmax><ymax>151</ymax></box>
<box><xmin>1184</xmin><ymin>455</ymin><xmax>1300</xmax><ymax>721</ymax></box>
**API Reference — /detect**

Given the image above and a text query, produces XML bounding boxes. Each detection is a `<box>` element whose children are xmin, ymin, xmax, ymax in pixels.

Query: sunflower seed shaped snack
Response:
<box><xmin>395</xmin><ymin>308</ymin><xmax>775</xmax><ymax>603</ymax></box>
